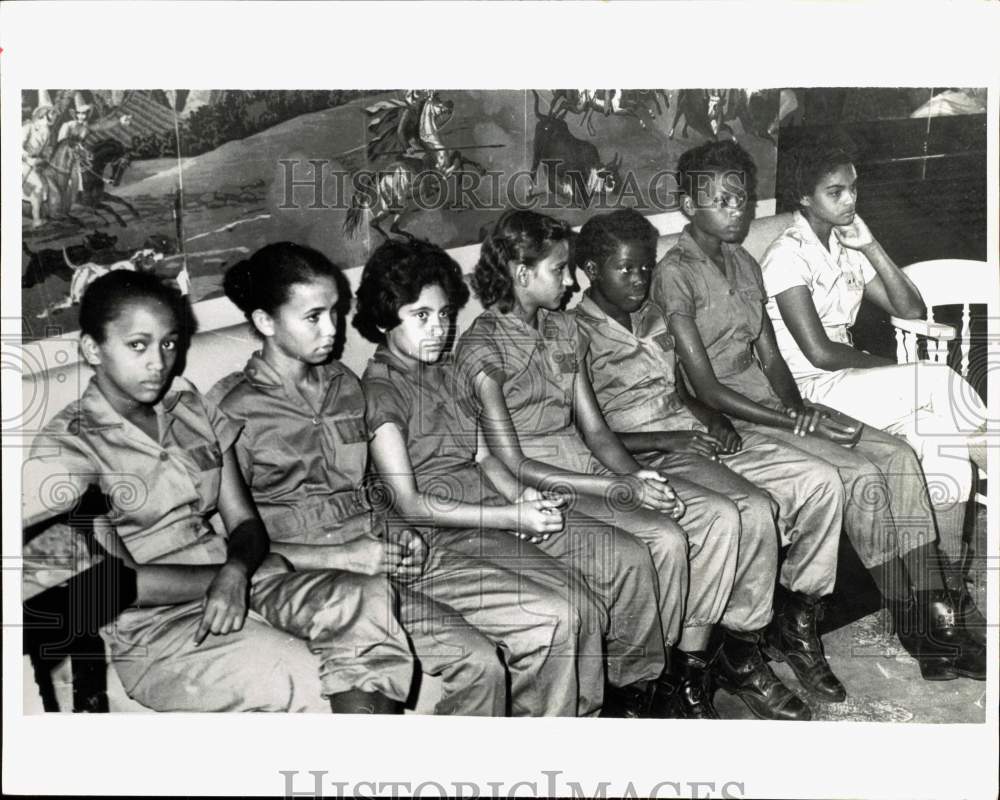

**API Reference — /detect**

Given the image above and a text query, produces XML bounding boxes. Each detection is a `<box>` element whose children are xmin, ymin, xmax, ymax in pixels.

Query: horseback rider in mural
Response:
<box><xmin>22</xmin><ymin>90</ymin><xmax>134</xmax><ymax>229</ymax></box>
<box><xmin>345</xmin><ymin>90</ymin><xmax>490</xmax><ymax>239</ymax></box>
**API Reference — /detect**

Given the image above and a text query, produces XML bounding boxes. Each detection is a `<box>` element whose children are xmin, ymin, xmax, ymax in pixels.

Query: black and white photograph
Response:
<box><xmin>2</xmin><ymin>3</ymin><xmax>998</xmax><ymax>800</ymax></box>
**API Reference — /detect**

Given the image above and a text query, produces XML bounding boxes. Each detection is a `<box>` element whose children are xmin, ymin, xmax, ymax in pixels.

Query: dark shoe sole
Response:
<box><xmin>951</xmin><ymin>668</ymin><xmax>986</xmax><ymax>681</ymax></box>
<box><xmin>716</xmin><ymin>683</ymin><xmax>812</xmax><ymax>722</ymax></box>
<box><xmin>762</xmin><ymin>643</ymin><xmax>846</xmax><ymax>703</ymax></box>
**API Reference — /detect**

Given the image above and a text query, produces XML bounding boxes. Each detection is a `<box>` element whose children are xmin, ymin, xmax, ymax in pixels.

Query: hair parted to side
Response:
<box><xmin>472</xmin><ymin>210</ymin><xmax>572</xmax><ymax>312</ymax></box>
<box><xmin>79</xmin><ymin>270</ymin><xmax>191</xmax><ymax>343</ymax></box>
<box><xmin>573</xmin><ymin>209</ymin><xmax>659</xmax><ymax>271</ymax></box>
<box><xmin>676</xmin><ymin>140</ymin><xmax>758</xmax><ymax>206</ymax></box>
<box><xmin>222</xmin><ymin>242</ymin><xmax>344</xmax><ymax>333</ymax></box>
<box><xmin>354</xmin><ymin>237</ymin><xmax>470</xmax><ymax>345</ymax></box>
<box><xmin>783</xmin><ymin>133</ymin><xmax>858</xmax><ymax>209</ymax></box>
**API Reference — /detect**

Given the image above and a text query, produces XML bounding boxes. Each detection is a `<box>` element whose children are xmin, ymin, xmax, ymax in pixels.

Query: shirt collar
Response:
<box><xmin>486</xmin><ymin>306</ymin><xmax>551</xmax><ymax>339</ymax></box>
<box><xmin>792</xmin><ymin>210</ymin><xmax>843</xmax><ymax>260</ymax></box>
<box><xmin>77</xmin><ymin>374</ymin><xmax>187</xmax><ymax>431</ymax></box>
<box><xmin>676</xmin><ymin>224</ymin><xmax>735</xmax><ymax>264</ymax></box>
<box><xmin>242</xmin><ymin>350</ymin><xmax>348</xmax><ymax>390</ymax></box>
<box><xmin>371</xmin><ymin>344</ymin><xmax>454</xmax><ymax>379</ymax></box>
<box><xmin>577</xmin><ymin>291</ymin><xmax>642</xmax><ymax>340</ymax></box>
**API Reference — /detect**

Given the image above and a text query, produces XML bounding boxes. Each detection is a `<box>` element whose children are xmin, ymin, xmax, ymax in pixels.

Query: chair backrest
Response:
<box><xmin>901</xmin><ymin>259</ymin><xmax>994</xmax><ymax>377</ymax></box>
<box><xmin>902</xmin><ymin>259</ymin><xmax>995</xmax><ymax>310</ymax></box>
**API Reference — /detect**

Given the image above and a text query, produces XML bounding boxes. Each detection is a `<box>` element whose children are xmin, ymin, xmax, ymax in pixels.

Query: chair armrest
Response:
<box><xmin>890</xmin><ymin>317</ymin><xmax>957</xmax><ymax>341</ymax></box>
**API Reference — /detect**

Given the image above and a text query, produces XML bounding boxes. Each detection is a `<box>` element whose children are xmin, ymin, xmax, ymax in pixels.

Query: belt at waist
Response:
<box><xmin>261</xmin><ymin>493</ymin><xmax>373</xmax><ymax>542</ymax></box>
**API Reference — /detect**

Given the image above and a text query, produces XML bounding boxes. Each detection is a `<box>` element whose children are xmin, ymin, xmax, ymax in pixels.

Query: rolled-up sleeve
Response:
<box><xmin>22</xmin><ymin>426</ymin><xmax>97</xmax><ymax>530</ymax></box>
<box><xmin>453</xmin><ymin>318</ymin><xmax>508</xmax><ymax>417</ymax></box>
<box><xmin>651</xmin><ymin>259</ymin><xmax>697</xmax><ymax>319</ymax></box>
<box><xmin>362</xmin><ymin>376</ymin><xmax>410</xmax><ymax>440</ymax></box>
<box><xmin>760</xmin><ymin>240</ymin><xmax>812</xmax><ymax>298</ymax></box>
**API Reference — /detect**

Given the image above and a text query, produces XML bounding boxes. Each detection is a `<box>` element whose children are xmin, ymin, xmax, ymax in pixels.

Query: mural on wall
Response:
<box><xmin>21</xmin><ymin>88</ymin><xmax>788</xmax><ymax>339</ymax></box>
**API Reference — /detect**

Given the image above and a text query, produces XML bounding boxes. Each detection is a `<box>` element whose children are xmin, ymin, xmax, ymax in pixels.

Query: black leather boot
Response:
<box><xmin>328</xmin><ymin>689</ymin><xmax>402</xmax><ymax>714</ymax></box>
<box><xmin>715</xmin><ymin>629</ymin><xmax>811</xmax><ymax>721</ymax></box>
<box><xmin>917</xmin><ymin>589</ymin><xmax>986</xmax><ymax>681</ymax></box>
<box><xmin>887</xmin><ymin>592</ymin><xmax>957</xmax><ymax>681</ymax></box>
<box><xmin>652</xmin><ymin>649</ymin><xmax>721</xmax><ymax>719</ymax></box>
<box><xmin>764</xmin><ymin>591</ymin><xmax>846</xmax><ymax>702</ymax></box>
<box><xmin>600</xmin><ymin>680</ymin><xmax>656</xmax><ymax>718</ymax></box>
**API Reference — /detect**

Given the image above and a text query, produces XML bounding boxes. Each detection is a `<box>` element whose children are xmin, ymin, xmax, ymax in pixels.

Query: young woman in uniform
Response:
<box><xmin>657</xmin><ymin>140</ymin><xmax>984</xmax><ymax>683</ymax></box>
<box><xmin>354</xmin><ymin>236</ymin><xmax>668</xmax><ymax>718</ymax></box>
<box><xmin>22</xmin><ymin>270</ymin><xmax>415</xmax><ymax>713</ymax></box>
<box><xmin>455</xmin><ymin>209</ymin><xmax>751</xmax><ymax>719</ymax></box>
<box><xmin>211</xmin><ymin>242</ymin><xmax>601</xmax><ymax>716</ymax></box>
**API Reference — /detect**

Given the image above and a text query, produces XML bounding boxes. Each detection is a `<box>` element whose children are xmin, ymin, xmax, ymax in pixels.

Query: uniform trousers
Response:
<box><xmin>799</xmin><ymin>362</ymin><xmax>982</xmax><ymax>562</ymax></box>
<box><xmin>736</xmin><ymin>419</ymin><xmax>938</xmax><ymax>570</ymax></box>
<box><xmin>105</xmin><ymin>567</ymin><xmax>414</xmax><ymax>712</ymax></box>
<box><xmin>521</xmin><ymin>433</ymin><xmax>740</xmax><ymax>652</ymax></box>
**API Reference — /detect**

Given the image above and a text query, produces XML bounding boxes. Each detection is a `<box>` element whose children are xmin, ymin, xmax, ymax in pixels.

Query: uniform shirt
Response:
<box><xmin>575</xmin><ymin>292</ymin><xmax>703</xmax><ymax>434</ymax></box>
<box><xmin>208</xmin><ymin>353</ymin><xmax>373</xmax><ymax>543</ymax></box>
<box><xmin>23</xmin><ymin>375</ymin><xmax>240</xmax><ymax>578</ymax></box>
<box><xmin>760</xmin><ymin>211</ymin><xmax>877</xmax><ymax>383</ymax></box>
<box><xmin>650</xmin><ymin>225</ymin><xmax>783</xmax><ymax>410</ymax></box>
<box><xmin>454</xmin><ymin>307</ymin><xmax>600</xmax><ymax>475</ymax></box>
<box><xmin>361</xmin><ymin>346</ymin><xmax>506</xmax><ymax>509</ymax></box>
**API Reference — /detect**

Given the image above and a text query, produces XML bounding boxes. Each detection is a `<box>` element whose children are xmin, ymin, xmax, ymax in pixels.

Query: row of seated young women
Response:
<box><xmin>22</xmin><ymin>137</ymin><xmax>987</xmax><ymax>718</ymax></box>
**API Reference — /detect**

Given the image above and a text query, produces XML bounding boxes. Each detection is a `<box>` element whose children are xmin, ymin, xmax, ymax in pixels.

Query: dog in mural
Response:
<box><xmin>529</xmin><ymin>90</ymin><xmax>623</xmax><ymax>207</ymax></box>
<box><xmin>21</xmin><ymin>231</ymin><xmax>119</xmax><ymax>289</ymax></box>
<box><xmin>345</xmin><ymin>91</ymin><xmax>487</xmax><ymax>238</ymax></box>
<box><xmin>29</xmin><ymin>237</ymin><xmax>180</xmax><ymax>319</ymax></box>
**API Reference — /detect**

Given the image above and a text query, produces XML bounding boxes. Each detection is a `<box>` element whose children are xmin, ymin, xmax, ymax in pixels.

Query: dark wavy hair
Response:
<box><xmin>353</xmin><ymin>237</ymin><xmax>470</xmax><ymax>344</ymax></box>
<box><xmin>783</xmin><ymin>135</ymin><xmax>857</xmax><ymax>209</ymax></box>
<box><xmin>79</xmin><ymin>270</ymin><xmax>191</xmax><ymax>344</ymax></box>
<box><xmin>222</xmin><ymin>242</ymin><xmax>344</xmax><ymax>335</ymax></box>
<box><xmin>573</xmin><ymin>209</ymin><xmax>658</xmax><ymax>271</ymax></box>
<box><xmin>676</xmin><ymin>140</ymin><xmax>758</xmax><ymax>205</ymax></box>
<box><xmin>472</xmin><ymin>210</ymin><xmax>572</xmax><ymax>312</ymax></box>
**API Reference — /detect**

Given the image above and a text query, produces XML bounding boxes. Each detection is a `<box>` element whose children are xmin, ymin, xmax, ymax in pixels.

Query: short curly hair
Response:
<box><xmin>354</xmin><ymin>237</ymin><xmax>470</xmax><ymax>344</ymax></box>
<box><xmin>676</xmin><ymin>140</ymin><xmax>758</xmax><ymax>206</ymax></box>
<box><xmin>783</xmin><ymin>135</ymin><xmax>857</xmax><ymax>209</ymax></box>
<box><xmin>573</xmin><ymin>209</ymin><xmax>658</xmax><ymax>271</ymax></box>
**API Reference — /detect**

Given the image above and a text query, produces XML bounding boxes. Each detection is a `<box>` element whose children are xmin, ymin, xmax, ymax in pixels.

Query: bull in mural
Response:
<box><xmin>530</xmin><ymin>90</ymin><xmax>623</xmax><ymax>207</ymax></box>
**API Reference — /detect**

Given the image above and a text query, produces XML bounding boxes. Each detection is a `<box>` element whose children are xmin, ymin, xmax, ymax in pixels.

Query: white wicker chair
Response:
<box><xmin>891</xmin><ymin>259</ymin><xmax>993</xmax><ymax>505</ymax></box>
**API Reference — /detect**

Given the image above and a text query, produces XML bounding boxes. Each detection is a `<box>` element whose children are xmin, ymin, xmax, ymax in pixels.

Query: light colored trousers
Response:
<box><xmin>401</xmin><ymin>525</ymin><xmax>606</xmax><ymax>717</ymax></box>
<box><xmin>799</xmin><ymin>362</ymin><xmax>982</xmax><ymax>561</ymax></box>
<box><xmin>800</xmin><ymin>362</ymin><xmax>981</xmax><ymax>504</ymax></box>
<box><xmin>522</xmin><ymin>432</ymin><xmax>740</xmax><ymax>652</ymax></box>
<box><xmin>737</xmin><ymin>420</ymin><xmax>939</xmax><ymax>569</ymax></box>
<box><xmin>440</xmin><ymin>518</ymin><xmax>668</xmax><ymax>689</ymax></box>
<box><xmin>105</xmin><ymin>568</ymin><xmax>415</xmax><ymax>712</ymax></box>
<box><xmin>642</xmin><ymin>445</ymin><xmax>837</xmax><ymax>632</ymax></box>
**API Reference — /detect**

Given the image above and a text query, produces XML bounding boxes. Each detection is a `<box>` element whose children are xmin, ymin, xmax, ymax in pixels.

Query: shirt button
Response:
<box><xmin>159</xmin><ymin>452</ymin><xmax>170</xmax><ymax>462</ymax></box>
<box><xmin>728</xmin><ymin>289</ymin><xmax>735</xmax><ymax>296</ymax></box>
<box><xmin>312</xmin><ymin>416</ymin><xmax>321</xmax><ymax>426</ymax></box>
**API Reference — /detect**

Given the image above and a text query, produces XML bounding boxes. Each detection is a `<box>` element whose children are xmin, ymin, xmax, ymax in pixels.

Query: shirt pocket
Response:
<box><xmin>331</xmin><ymin>413</ymin><xmax>367</xmax><ymax>445</ymax></box>
<box><xmin>188</xmin><ymin>442</ymin><xmax>223</xmax><ymax>471</ymax></box>
<box><xmin>735</xmin><ymin>286</ymin><xmax>765</xmax><ymax>338</ymax></box>
<box><xmin>552</xmin><ymin>350</ymin><xmax>579</xmax><ymax>374</ymax></box>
